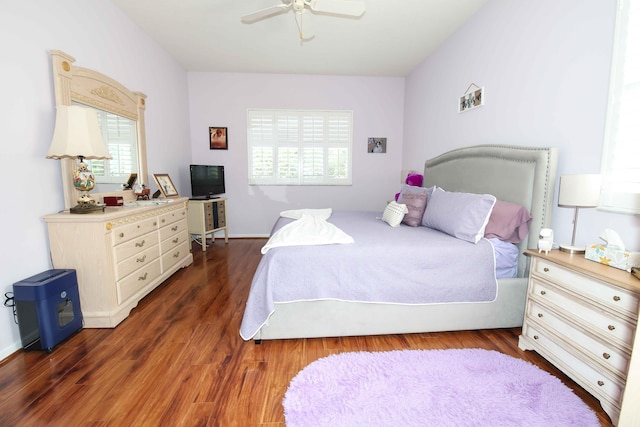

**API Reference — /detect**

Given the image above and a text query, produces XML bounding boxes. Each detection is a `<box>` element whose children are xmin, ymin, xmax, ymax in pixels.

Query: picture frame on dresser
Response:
<box><xmin>152</xmin><ymin>173</ymin><xmax>178</xmax><ymax>198</ymax></box>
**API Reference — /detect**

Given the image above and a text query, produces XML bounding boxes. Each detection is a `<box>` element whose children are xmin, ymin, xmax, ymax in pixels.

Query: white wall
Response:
<box><xmin>0</xmin><ymin>0</ymin><xmax>191</xmax><ymax>359</ymax></box>
<box><xmin>403</xmin><ymin>0</ymin><xmax>639</xmax><ymax>250</ymax></box>
<box><xmin>187</xmin><ymin>73</ymin><xmax>405</xmax><ymax>236</ymax></box>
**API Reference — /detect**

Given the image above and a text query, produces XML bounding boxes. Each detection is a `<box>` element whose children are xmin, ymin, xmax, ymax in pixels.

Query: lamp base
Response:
<box><xmin>70</xmin><ymin>203</ymin><xmax>105</xmax><ymax>214</ymax></box>
<box><xmin>559</xmin><ymin>243</ymin><xmax>586</xmax><ymax>255</ymax></box>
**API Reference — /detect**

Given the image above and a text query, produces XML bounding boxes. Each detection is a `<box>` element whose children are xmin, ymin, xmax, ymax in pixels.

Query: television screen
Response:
<box><xmin>190</xmin><ymin>165</ymin><xmax>225</xmax><ymax>199</ymax></box>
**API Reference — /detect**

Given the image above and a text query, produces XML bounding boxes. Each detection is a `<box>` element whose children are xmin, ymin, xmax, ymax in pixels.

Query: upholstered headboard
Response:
<box><xmin>423</xmin><ymin>145</ymin><xmax>558</xmax><ymax>278</ymax></box>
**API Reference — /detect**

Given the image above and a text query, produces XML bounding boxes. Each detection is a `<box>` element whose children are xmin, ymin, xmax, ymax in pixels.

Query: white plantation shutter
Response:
<box><xmin>601</xmin><ymin>0</ymin><xmax>640</xmax><ymax>214</ymax></box>
<box><xmin>88</xmin><ymin>110</ymin><xmax>138</xmax><ymax>184</ymax></box>
<box><xmin>248</xmin><ymin>109</ymin><xmax>352</xmax><ymax>185</ymax></box>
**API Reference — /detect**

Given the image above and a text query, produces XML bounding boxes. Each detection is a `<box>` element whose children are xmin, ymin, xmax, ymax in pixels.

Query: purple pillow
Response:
<box><xmin>484</xmin><ymin>200</ymin><xmax>532</xmax><ymax>243</ymax></box>
<box><xmin>422</xmin><ymin>187</ymin><xmax>496</xmax><ymax>243</ymax></box>
<box><xmin>397</xmin><ymin>185</ymin><xmax>429</xmax><ymax>227</ymax></box>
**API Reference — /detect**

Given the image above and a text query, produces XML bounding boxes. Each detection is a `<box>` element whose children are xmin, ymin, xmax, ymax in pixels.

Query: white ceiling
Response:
<box><xmin>111</xmin><ymin>0</ymin><xmax>487</xmax><ymax>77</ymax></box>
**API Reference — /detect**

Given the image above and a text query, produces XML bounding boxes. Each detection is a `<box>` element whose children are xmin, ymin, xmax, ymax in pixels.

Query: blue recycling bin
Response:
<box><xmin>13</xmin><ymin>269</ymin><xmax>83</xmax><ymax>352</ymax></box>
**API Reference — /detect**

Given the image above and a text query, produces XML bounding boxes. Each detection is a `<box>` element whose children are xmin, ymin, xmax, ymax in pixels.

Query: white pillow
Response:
<box><xmin>382</xmin><ymin>201</ymin><xmax>408</xmax><ymax>227</ymax></box>
<box><xmin>422</xmin><ymin>187</ymin><xmax>496</xmax><ymax>243</ymax></box>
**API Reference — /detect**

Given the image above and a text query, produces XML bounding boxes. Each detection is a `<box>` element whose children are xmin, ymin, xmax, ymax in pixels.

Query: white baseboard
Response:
<box><xmin>1</xmin><ymin>342</ymin><xmax>22</xmax><ymax>362</ymax></box>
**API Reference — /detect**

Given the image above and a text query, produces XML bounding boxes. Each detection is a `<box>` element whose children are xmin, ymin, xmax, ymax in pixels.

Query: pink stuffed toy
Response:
<box><xmin>395</xmin><ymin>173</ymin><xmax>424</xmax><ymax>200</ymax></box>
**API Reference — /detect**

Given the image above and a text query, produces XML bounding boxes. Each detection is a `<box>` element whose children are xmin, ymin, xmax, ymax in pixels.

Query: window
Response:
<box><xmin>88</xmin><ymin>110</ymin><xmax>138</xmax><ymax>184</ymax></box>
<box><xmin>600</xmin><ymin>0</ymin><xmax>640</xmax><ymax>214</ymax></box>
<box><xmin>247</xmin><ymin>109</ymin><xmax>352</xmax><ymax>186</ymax></box>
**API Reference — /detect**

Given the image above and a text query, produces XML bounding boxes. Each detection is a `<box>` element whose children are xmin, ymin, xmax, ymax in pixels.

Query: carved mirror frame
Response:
<box><xmin>50</xmin><ymin>50</ymin><xmax>148</xmax><ymax>209</ymax></box>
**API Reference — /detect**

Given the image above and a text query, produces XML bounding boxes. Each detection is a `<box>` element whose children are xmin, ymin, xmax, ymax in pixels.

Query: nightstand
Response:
<box><xmin>518</xmin><ymin>249</ymin><xmax>640</xmax><ymax>425</ymax></box>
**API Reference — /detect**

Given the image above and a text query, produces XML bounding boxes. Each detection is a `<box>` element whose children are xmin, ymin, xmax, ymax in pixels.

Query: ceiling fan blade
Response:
<box><xmin>241</xmin><ymin>3</ymin><xmax>292</xmax><ymax>23</ymax></box>
<box><xmin>308</xmin><ymin>0</ymin><xmax>365</xmax><ymax>17</ymax></box>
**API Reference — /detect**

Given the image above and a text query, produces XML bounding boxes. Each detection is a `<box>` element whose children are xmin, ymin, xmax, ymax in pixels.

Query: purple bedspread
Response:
<box><xmin>240</xmin><ymin>211</ymin><xmax>497</xmax><ymax>340</ymax></box>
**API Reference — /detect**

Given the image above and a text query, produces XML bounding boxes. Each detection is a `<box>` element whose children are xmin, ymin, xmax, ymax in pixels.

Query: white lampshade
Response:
<box><xmin>46</xmin><ymin>105</ymin><xmax>111</xmax><ymax>160</ymax></box>
<box><xmin>558</xmin><ymin>174</ymin><xmax>601</xmax><ymax>208</ymax></box>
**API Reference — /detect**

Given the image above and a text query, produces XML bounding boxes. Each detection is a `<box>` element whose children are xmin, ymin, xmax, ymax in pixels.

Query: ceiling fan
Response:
<box><xmin>241</xmin><ymin>0</ymin><xmax>365</xmax><ymax>41</ymax></box>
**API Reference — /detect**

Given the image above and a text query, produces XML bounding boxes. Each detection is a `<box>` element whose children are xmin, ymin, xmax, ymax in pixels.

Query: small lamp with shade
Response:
<box><xmin>46</xmin><ymin>105</ymin><xmax>112</xmax><ymax>214</ymax></box>
<box><xmin>557</xmin><ymin>174</ymin><xmax>602</xmax><ymax>254</ymax></box>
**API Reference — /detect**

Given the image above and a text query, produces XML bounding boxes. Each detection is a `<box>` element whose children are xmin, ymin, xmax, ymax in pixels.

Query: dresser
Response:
<box><xmin>187</xmin><ymin>198</ymin><xmax>228</xmax><ymax>251</ymax></box>
<box><xmin>44</xmin><ymin>198</ymin><xmax>193</xmax><ymax>328</ymax></box>
<box><xmin>518</xmin><ymin>249</ymin><xmax>640</xmax><ymax>425</ymax></box>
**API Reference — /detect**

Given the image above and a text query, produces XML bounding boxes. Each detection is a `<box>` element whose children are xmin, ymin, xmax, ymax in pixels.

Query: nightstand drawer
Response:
<box><xmin>533</xmin><ymin>258</ymin><xmax>639</xmax><ymax>317</ymax></box>
<box><xmin>527</xmin><ymin>300</ymin><xmax>631</xmax><ymax>377</ymax></box>
<box><xmin>523</xmin><ymin>323</ymin><xmax>624</xmax><ymax>407</ymax></box>
<box><xmin>530</xmin><ymin>278</ymin><xmax>636</xmax><ymax>347</ymax></box>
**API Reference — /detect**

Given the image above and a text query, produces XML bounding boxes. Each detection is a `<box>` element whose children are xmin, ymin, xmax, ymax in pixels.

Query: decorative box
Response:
<box><xmin>104</xmin><ymin>196</ymin><xmax>124</xmax><ymax>206</ymax></box>
<box><xmin>585</xmin><ymin>245</ymin><xmax>640</xmax><ymax>272</ymax></box>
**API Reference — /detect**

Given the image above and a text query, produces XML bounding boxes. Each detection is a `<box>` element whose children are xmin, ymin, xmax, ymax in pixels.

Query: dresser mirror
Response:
<box><xmin>50</xmin><ymin>50</ymin><xmax>148</xmax><ymax>210</ymax></box>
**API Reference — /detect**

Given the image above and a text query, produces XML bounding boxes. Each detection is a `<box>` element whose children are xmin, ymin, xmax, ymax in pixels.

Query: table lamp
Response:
<box><xmin>557</xmin><ymin>174</ymin><xmax>601</xmax><ymax>254</ymax></box>
<box><xmin>46</xmin><ymin>105</ymin><xmax>112</xmax><ymax>214</ymax></box>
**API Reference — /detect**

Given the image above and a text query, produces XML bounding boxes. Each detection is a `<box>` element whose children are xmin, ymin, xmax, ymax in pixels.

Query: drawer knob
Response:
<box><xmin>171</xmin><ymin>226</ymin><xmax>178</xmax><ymax>231</ymax></box>
<box><xmin>136</xmin><ymin>255</ymin><xmax>147</xmax><ymax>263</ymax></box>
<box><xmin>135</xmin><ymin>239</ymin><xmax>146</xmax><ymax>248</ymax></box>
<box><xmin>597</xmin><ymin>380</ymin><xmax>605</xmax><ymax>387</ymax></box>
<box><xmin>119</xmin><ymin>232</ymin><xmax>124</xmax><ymax>238</ymax></box>
<box><xmin>173</xmin><ymin>251</ymin><xmax>180</xmax><ymax>258</ymax></box>
<box><xmin>540</xmin><ymin>290</ymin><xmax>546</xmax><ymax>296</ymax></box>
<box><xmin>613</xmin><ymin>295</ymin><xmax>621</xmax><ymax>302</ymax></box>
<box><xmin>537</xmin><ymin>313</ymin><xmax>543</xmax><ymax>318</ymax></box>
<box><xmin>543</xmin><ymin>267</ymin><xmax>549</xmax><ymax>272</ymax></box>
<box><xmin>138</xmin><ymin>272</ymin><xmax>148</xmax><ymax>281</ymax></box>
<box><xmin>162</xmin><ymin>219</ymin><xmax>166</xmax><ymax>223</ymax></box>
<box><xmin>172</xmin><ymin>238</ymin><xmax>179</xmax><ymax>244</ymax></box>
<box><xmin>533</xmin><ymin>335</ymin><xmax>539</xmax><ymax>340</ymax></box>
<box><xmin>603</xmin><ymin>353</ymin><xmax>611</xmax><ymax>360</ymax></box>
<box><xmin>608</xmin><ymin>325</ymin><xmax>616</xmax><ymax>331</ymax></box>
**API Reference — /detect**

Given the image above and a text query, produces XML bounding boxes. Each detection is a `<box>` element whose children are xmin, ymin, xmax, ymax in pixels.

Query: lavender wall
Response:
<box><xmin>0</xmin><ymin>0</ymin><xmax>191</xmax><ymax>359</ymax></box>
<box><xmin>187</xmin><ymin>73</ymin><xmax>405</xmax><ymax>236</ymax></box>
<box><xmin>403</xmin><ymin>0</ymin><xmax>639</xmax><ymax>250</ymax></box>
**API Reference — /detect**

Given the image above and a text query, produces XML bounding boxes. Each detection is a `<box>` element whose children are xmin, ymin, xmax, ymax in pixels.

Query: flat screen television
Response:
<box><xmin>190</xmin><ymin>164</ymin><xmax>225</xmax><ymax>199</ymax></box>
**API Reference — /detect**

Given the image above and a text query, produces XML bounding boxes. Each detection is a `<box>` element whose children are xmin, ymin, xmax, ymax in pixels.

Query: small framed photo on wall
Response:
<box><xmin>367</xmin><ymin>137</ymin><xmax>387</xmax><ymax>153</ymax></box>
<box><xmin>209</xmin><ymin>127</ymin><xmax>228</xmax><ymax>150</ymax></box>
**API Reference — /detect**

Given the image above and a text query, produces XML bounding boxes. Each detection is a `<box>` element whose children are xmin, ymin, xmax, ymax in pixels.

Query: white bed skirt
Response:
<box><xmin>253</xmin><ymin>277</ymin><xmax>527</xmax><ymax>340</ymax></box>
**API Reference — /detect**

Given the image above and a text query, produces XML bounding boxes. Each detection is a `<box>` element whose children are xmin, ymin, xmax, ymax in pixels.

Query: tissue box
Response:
<box><xmin>585</xmin><ymin>245</ymin><xmax>640</xmax><ymax>272</ymax></box>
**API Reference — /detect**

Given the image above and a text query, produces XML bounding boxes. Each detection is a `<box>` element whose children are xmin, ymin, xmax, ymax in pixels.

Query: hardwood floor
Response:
<box><xmin>0</xmin><ymin>239</ymin><xmax>614</xmax><ymax>426</ymax></box>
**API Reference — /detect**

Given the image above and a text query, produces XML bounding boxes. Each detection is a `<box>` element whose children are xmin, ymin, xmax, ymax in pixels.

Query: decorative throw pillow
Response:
<box><xmin>382</xmin><ymin>201</ymin><xmax>408</xmax><ymax>227</ymax></box>
<box><xmin>484</xmin><ymin>200</ymin><xmax>532</xmax><ymax>243</ymax></box>
<box><xmin>397</xmin><ymin>185</ymin><xmax>429</xmax><ymax>227</ymax></box>
<box><xmin>422</xmin><ymin>187</ymin><xmax>496</xmax><ymax>243</ymax></box>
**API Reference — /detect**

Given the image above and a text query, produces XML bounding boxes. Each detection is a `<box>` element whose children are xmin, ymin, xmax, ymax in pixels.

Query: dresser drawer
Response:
<box><xmin>158</xmin><ymin>207</ymin><xmax>187</xmax><ymax>228</ymax></box>
<box><xmin>162</xmin><ymin>241</ymin><xmax>190</xmax><ymax>271</ymax></box>
<box><xmin>530</xmin><ymin>278</ymin><xmax>636</xmax><ymax>348</ymax></box>
<box><xmin>533</xmin><ymin>258</ymin><xmax>639</xmax><ymax>318</ymax></box>
<box><xmin>112</xmin><ymin>217</ymin><xmax>158</xmax><ymax>245</ymax></box>
<box><xmin>116</xmin><ymin>258</ymin><xmax>162</xmax><ymax>304</ymax></box>
<box><xmin>115</xmin><ymin>244</ymin><xmax>160</xmax><ymax>281</ymax></box>
<box><xmin>161</xmin><ymin>230</ymin><xmax>189</xmax><ymax>254</ymax></box>
<box><xmin>159</xmin><ymin>217</ymin><xmax>187</xmax><ymax>242</ymax></box>
<box><xmin>522</xmin><ymin>323</ymin><xmax>624</xmax><ymax>408</ymax></box>
<box><xmin>526</xmin><ymin>300</ymin><xmax>631</xmax><ymax>378</ymax></box>
<box><xmin>114</xmin><ymin>231</ymin><xmax>159</xmax><ymax>262</ymax></box>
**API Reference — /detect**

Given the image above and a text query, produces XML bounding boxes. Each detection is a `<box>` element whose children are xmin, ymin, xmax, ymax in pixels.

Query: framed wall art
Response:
<box><xmin>209</xmin><ymin>127</ymin><xmax>228</xmax><ymax>150</ymax></box>
<box><xmin>152</xmin><ymin>173</ymin><xmax>179</xmax><ymax>198</ymax></box>
<box><xmin>458</xmin><ymin>84</ymin><xmax>485</xmax><ymax>113</ymax></box>
<box><xmin>367</xmin><ymin>137</ymin><xmax>387</xmax><ymax>153</ymax></box>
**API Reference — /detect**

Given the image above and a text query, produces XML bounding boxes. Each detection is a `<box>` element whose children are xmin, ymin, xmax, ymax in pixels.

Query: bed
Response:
<box><xmin>240</xmin><ymin>144</ymin><xmax>558</xmax><ymax>341</ymax></box>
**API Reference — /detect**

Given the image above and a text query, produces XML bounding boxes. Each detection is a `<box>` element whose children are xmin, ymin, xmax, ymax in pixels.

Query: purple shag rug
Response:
<box><xmin>283</xmin><ymin>348</ymin><xmax>599</xmax><ymax>427</ymax></box>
